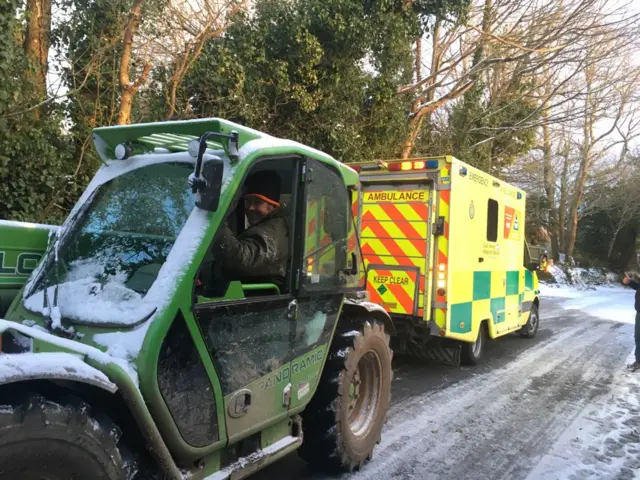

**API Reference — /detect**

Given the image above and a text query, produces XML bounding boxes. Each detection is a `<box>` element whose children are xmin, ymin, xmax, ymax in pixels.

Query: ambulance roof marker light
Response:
<box><xmin>413</xmin><ymin>160</ymin><xmax>426</xmax><ymax>170</ymax></box>
<box><xmin>425</xmin><ymin>159</ymin><xmax>439</xmax><ymax>169</ymax></box>
<box><xmin>387</xmin><ymin>159</ymin><xmax>440</xmax><ymax>171</ymax></box>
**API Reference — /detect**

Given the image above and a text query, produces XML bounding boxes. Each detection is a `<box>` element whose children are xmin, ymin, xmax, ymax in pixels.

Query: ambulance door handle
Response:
<box><xmin>478</xmin><ymin>257</ymin><xmax>484</xmax><ymax>263</ymax></box>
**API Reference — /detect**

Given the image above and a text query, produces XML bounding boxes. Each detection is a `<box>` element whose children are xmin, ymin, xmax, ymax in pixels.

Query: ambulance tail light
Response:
<box><xmin>437</xmin><ymin>263</ymin><xmax>446</xmax><ymax>296</ymax></box>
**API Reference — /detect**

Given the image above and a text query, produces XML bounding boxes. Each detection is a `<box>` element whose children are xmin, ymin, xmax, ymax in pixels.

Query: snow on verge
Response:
<box><xmin>0</xmin><ymin>351</ymin><xmax>116</xmax><ymax>392</ymax></box>
<box><xmin>543</xmin><ymin>264</ymin><xmax>621</xmax><ymax>289</ymax></box>
<box><xmin>526</xmin><ymin>352</ymin><xmax>640</xmax><ymax>480</ymax></box>
<box><xmin>540</xmin><ymin>284</ymin><xmax>636</xmax><ymax>325</ymax></box>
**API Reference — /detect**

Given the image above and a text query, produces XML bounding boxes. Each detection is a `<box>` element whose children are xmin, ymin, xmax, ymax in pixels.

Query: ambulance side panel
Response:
<box><xmin>446</xmin><ymin>160</ymin><xmax>528</xmax><ymax>342</ymax></box>
<box><xmin>446</xmin><ymin>161</ymin><xmax>497</xmax><ymax>342</ymax></box>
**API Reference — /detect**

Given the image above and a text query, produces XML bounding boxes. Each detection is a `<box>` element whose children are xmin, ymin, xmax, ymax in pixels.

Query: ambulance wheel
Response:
<box><xmin>518</xmin><ymin>304</ymin><xmax>539</xmax><ymax>339</ymax></box>
<box><xmin>461</xmin><ymin>322</ymin><xmax>486</xmax><ymax>366</ymax></box>
<box><xmin>299</xmin><ymin>319</ymin><xmax>393</xmax><ymax>473</ymax></box>
<box><xmin>0</xmin><ymin>393</ymin><xmax>139</xmax><ymax>480</ymax></box>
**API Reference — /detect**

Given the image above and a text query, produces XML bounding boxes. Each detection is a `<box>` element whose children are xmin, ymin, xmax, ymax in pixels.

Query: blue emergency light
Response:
<box><xmin>426</xmin><ymin>160</ymin><xmax>439</xmax><ymax>169</ymax></box>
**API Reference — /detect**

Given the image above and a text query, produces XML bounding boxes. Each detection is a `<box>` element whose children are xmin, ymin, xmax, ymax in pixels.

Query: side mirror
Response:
<box><xmin>188</xmin><ymin>130</ymin><xmax>239</xmax><ymax>212</ymax></box>
<box><xmin>194</xmin><ymin>155</ymin><xmax>224</xmax><ymax>211</ymax></box>
<box><xmin>189</xmin><ymin>133</ymin><xmax>224</xmax><ymax>212</ymax></box>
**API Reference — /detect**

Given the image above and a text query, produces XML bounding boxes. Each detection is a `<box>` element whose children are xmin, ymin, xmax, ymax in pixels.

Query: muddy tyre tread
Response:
<box><xmin>0</xmin><ymin>392</ymin><xmax>137</xmax><ymax>480</ymax></box>
<box><xmin>299</xmin><ymin>319</ymin><xmax>393</xmax><ymax>473</ymax></box>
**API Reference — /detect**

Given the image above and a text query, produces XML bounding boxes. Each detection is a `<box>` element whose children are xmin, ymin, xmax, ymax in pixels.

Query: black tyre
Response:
<box><xmin>518</xmin><ymin>303</ymin><xmax>539</xmax><ymax>339</ymax></box>
<box><xmin>461</xmin><ymin>322</ymin><xmax>486</xmax><ymax>366</ymax></box>
<box><xmin>299</xmin><ymin>320</ymin><xmax>393</xmax><ymax>472</ymax></box>
<box><xmin>0</xmin><ymin>393</ymin><xmax>137</xmax><ymax>480</ymax></box>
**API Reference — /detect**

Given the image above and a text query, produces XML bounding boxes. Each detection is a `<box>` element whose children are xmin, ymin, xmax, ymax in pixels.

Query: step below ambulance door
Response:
<box><xmin>358</xmin><ymin>183</ymin><xmax>432</xmax><ymax>318</ymax></box>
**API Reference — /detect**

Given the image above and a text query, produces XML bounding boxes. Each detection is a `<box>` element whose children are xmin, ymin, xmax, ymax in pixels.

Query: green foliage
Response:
<box><xmin>55</xmin><ymin>0</ymin><xmax>131</xmax><ymax>182</ymax></box>
<box><xmin>445</xmin><ymin>76</ymin><xmax>539</xmax><ymax>174</ymax></box>
<box><xmin>185</xmin><ymin>0</ymin><xmax>422</xmax><ymax>162</ymax></box>
<box><xmin>576</xmin><ymin>210</ymin><xmax>638</xmax><ymax>270</ymax></box>
<box><xmin>54</xmin><ymin>0</ymin><xmax>167</xmax><ymax>196</ymax></box>
<box><xmin>577</xmin><ymin>177</ymin><xmax>640</xmax><ymax>270</ymax></box>
<box><xmin>0</xmin><ymin>0</ymin><xmax>74</xmax><ymax>223</ymax></box>
<box><xmin>0</xmin><ymin>0</ymin><xmax>23</xmax><ymax>120</ymax></box>
<box><xmin>0</xmin><ymin>120</ymin><xmax>74</xmax><ymax>223</ymax></box>
<box><xmin>1</xmin><ymin>0</ymin><xmax>474</xmax><ymax>224</ymax></box>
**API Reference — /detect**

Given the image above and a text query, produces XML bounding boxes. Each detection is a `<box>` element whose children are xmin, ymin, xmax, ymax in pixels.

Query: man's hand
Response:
<box><xmin>623</xmin><ymin>272</ymin><xmax>631</xmax><ymax>285</ymax></box>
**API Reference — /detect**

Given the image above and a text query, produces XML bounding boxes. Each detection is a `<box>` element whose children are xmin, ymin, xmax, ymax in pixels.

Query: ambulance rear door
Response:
<box><xmin>359</xmin><ymin>182</ymin><xmax>433</xmax><ymax>318</ymax></box>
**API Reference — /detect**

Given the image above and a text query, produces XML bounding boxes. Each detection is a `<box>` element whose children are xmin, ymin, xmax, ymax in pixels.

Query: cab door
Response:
<box><xmin>288</xmin><ymin>157</ymin><xmax>363</xmax><ymax>410</ymax></box>
<box><xmin>188</xmin><ymin>156</ymin><xmax>302</xmax><ymax>442</ymax></box>
<box><xmin>192</xmin><ymin>294</ymin><xmax>294</xmax><ymax>438</ymax></box>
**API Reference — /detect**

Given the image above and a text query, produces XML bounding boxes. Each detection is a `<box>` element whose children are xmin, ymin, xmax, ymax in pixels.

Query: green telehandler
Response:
<box><xmin>0</xmin><ymin>118</ymin><xmax>394</xmax><ymax>479</ymax></box>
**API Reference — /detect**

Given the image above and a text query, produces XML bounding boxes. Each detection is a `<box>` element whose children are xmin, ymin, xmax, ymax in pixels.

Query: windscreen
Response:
<box><xmin>24</xmin><ymin>162</ymin><xmax>195</xmax><ymax>323</ymax></box>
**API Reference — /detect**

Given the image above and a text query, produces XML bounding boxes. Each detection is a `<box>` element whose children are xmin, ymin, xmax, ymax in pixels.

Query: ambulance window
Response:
<box><xmin>487</xmin><ymin>199</ymin><xmax>498</xmax><ymax>242</ymax></box>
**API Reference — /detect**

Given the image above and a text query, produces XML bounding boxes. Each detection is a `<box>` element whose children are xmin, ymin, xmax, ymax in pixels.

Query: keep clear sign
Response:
<box><xmin>367</xmin><ymin>268</ymin><xmax>419</xmax><ymax>315</ymax></box>
<box><xmin>503</xmin><ymin>206</ymin><xmax>522</xmax><ymax>241</ymax></box>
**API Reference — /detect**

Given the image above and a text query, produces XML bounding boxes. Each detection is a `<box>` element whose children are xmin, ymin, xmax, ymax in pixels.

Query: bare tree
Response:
<box><xmin>399</xmin><ymin>0</ymin><xmax>640</xmax><ymax>159</ymax></box>
<box><xmin>23</xmin><ymin>0</ymin><xmax>52</xmax><ymax>116</ymax></box>
<box><xmin>116</xmin><ymin>0</ymin><xmax>151</xmax><ymax>125</ymax></box>
<box><xmin>565</xmin><ymin>59</ymin><xmax>640</xmax><ymax>259</ymax></box>
<box><xmin>155</xmin><ymin>0</ymin><xmax>247</xmax><ymax>119</ymax></box>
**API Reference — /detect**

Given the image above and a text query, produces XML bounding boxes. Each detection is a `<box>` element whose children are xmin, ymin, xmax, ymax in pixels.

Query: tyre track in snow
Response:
<box><xmin>354</xmin><ymin>317</ymin><xmax>631</xmax><ymax>480</ymax></box>
<box><xmin>252</xmin><ymin>299</ymin><xmax>636</xmax><ymax>480</ymax></box>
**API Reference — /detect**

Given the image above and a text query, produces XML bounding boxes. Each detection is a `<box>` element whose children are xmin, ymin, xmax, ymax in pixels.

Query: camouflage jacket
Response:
<box><xmin>212</xmin><ymin>207</ymin><xmax>290</xmax><ymax>291</ymax></box>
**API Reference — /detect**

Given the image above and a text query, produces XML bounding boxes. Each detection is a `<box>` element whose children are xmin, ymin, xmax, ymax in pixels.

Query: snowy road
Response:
<box><xmin>254</xmin><ymin>288</ymin><xmax>640</xmax><ymax>480</ymax></box>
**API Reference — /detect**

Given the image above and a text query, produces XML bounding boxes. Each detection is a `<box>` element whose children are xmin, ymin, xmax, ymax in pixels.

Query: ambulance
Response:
<box><xmin>350</xmin><ymin>156</ymin><xmax>541</xmax><ymax>365</ymax></box>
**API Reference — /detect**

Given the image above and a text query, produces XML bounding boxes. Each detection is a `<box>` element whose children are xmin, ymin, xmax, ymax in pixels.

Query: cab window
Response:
<box><xmin>301</xmin><ymin>159</ymin><xmax>363</xmax><ymax>292</ymax></box>
<box><xmin>195</xmin><ymin>157</ymin><xmax>298</xmax><ymax>299</ymax></box>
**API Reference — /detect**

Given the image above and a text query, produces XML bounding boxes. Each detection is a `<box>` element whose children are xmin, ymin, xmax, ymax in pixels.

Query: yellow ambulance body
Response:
<box><xmin>352</xmin><ymin>156</ymin><xmax>541</xmax><ymax>365</ymax></box>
